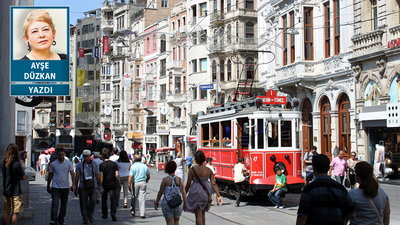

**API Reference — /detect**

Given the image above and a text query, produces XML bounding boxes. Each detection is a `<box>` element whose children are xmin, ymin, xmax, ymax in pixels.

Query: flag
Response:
<box><xmin>103</xmin><ymin>36</ymin><xmax>109</xmax><ymax>54</ymax></box>
<box><xmin>77</xmin><ymin>69</ymin><xmax>85</xmax><ymax>87</ymax></box>
<box><xmin>79</xmin><ymin>48</ymin><xmax>84</xmax><ymax>57</ymax></box>
<box><xmin>92</xmin><ymin>47</ymin><xmax>96</xmax><ymax>58</ymax></box>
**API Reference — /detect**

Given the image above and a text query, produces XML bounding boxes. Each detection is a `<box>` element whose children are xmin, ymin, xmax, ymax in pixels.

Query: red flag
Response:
<box><xmin>79</xmin><ymin>48</ymin><xmax>84</xmax><ymax>57</ymax></box>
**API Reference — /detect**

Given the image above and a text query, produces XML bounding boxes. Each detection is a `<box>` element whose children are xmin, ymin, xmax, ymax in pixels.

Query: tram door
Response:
<box><xmin>237</xmin><ymin>118</ymin><xmax>250</xmax><ymax>159</ymax></box>
<box><xmin>302</xmin><ymin>98</ymin><xmax>313</xmax><ymax>169</ymax></box>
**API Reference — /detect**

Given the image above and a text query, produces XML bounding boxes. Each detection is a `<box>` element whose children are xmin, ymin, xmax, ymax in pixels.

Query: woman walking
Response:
<box><xmin>116</xmin><ymin>151</ymin><xmax>131</xmax><ymax>208</ymax></box>
<box><xmin>185</xmin><ymin>151</ymin><xmax>223</xmax><ymax>225</ymax></box>
<box><xmin>347</xmin><ymin>151</ymin><xmax>358</xmax><ymax>189</ymax></box>
<box><xmin>174</xmin><ymin>152</ymin><xmax>185</xmax><ymax>181</ymax></box>
<box><xmin>349</xmin><ymin>161</ymin><xmax>390</xmax><ymax>225</ymax></box>
<box><xmin>155</xmin><ymin>161</ymin><xmax>187</xmax><ymax>225</ymax></box>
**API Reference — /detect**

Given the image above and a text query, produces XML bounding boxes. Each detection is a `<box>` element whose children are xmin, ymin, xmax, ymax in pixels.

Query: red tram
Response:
<box><xmin>197</xmin><ymin>98</ymin><xmax>305</xmax><ymax>197</ymax></box>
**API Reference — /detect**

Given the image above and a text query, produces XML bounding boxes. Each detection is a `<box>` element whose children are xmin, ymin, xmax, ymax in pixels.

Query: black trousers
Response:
<box><xmin>235</xmin><ymin>181</ymin><xmax>248</xmax><ymax>205</ymax></box>
<box><xmin>102</xmin><ymin>187</ymin><xmax>117</xmax><ymax>217</ymax></box>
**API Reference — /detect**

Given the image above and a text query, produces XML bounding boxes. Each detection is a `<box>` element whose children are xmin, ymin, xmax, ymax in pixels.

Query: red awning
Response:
<box><xmin>44</xmin><ymin>147</ymin><xmax>55</xmax><ymax>154</ymax></box>
<box><xmin>189</xmin><ymin>137</ymin><xmax>197</xmax><ymax>143</ymax></box>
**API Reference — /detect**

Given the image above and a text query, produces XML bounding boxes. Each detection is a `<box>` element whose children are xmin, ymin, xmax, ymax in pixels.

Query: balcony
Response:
<box><xmin>110</xmin><ymin>50</ymin><xmax>127</xmax><ymax>60</ymax></box>
<box><xmin>144</xmin><ymin>73</ymin><xmax>156</xmax><ymax>82</ymax></box>
<box><xmin>210</xmin><ymin>9</ymin><xmax>257</xmax><ymax>24</ymax></box>
<box><xmin>208</xmin><ymin>43</ymin><xmax>225</xmax><ymax>53</ymax></box>
<box><xmin>101</xmin><ymin>20</ymin><xmax>113</xmax><ymax>30</ymax></box>
<box><xmin>167</xmin><ymin>93</ymin><xmax>187</xmax><ymax>103</ymax></box>
<box><xmin>171</xmin><ymin>117</ymin><xmax>181</xmax><ymax>127</ymax></box>
<box><xmin>113</xmin><ymin>123</ymin><xmax>128</xmax><ymax>132</ymax></box>
<box><xmin>389</xmin><ymin>24</ymin><xmax>400</xmax><ymax>42</ymax></box>
<box><xmin>101</xmin><ymin>1</ymin><xmax>114</xmax><ymax>11</ymax></box>
<box><xmin>33</xmin><ymin>123</ymin><xmax>49</xmax><ymax>130</ymax></box>
<box><xmin>210</xmin><ymin>10</ymin><xmax>224</xmax><ymax>25</ymax></box>
<box><xmin>351</xmin><ymin>29</ymin><xmax>385</xmax><ymax>58</ymax></box>
<box><xmin>167</xmin><ymin>60</ymin><xmax>182</xmax><ymax>70</ymax></box>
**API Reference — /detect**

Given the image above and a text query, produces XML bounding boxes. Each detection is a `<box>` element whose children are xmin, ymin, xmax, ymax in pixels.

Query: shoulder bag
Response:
<box><xmin>368</xmin><ymin>196</ymin><xmax>384</xmax><ymax>225</ymax></box>
<box><xmin>192</xmin><ymin>167</ymin><xmax>212</xmax><ymax>212</ymax></box>
<box><xmin>164</xmin><ymin>176</ymin><xmax>182</xmax><ymax>208</ymax></box>
<box><xmin>343</xmin><ymin>174</ymin><xmax>351</xmax><ymax>188</ymax></box>
<box><xmin>83</xmin><ymin>162</ymin><xmax>95</xmax><ymax>189</ymax></box>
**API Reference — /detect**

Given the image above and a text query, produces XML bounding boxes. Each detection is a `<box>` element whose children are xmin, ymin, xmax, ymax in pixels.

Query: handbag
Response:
<box><xmin>164</xmin><ymin>176</ymin><xmax>182</xmax><ymax>208</ymax></box>
<box><xmin>82</xmin><ymin>162</ymin><xmax>95</xmax><ymax>189</ymax></box>
<box><xmin>192</xmin><ymin>167</ymin><xmax>212</xmax><ymax>212</ymax></box>
<box><xmin>344</xmin><ymin>175</ymin><xmax>350</xmax><ymax>188</ymax></box>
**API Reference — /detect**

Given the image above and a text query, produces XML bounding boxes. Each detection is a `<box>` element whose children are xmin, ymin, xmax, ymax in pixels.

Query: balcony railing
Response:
<box><xmin>33</xmin><ymin>123</ymin><xmax>49</xmax><ymax>130</ymax></box>
<box><xmin>101</xmin><ymin>20</ymin><xmax>113</xmax><ymax>29</ymax></box>
<box><xmin>167</xmin><ymin>60</ymin><xmax>182</xmax><ymax>70</ymax></box>
<box><xmin>166</xmin><ymin>93</ymin><xmax>187</xmax><ymax>103</ymax></box>
<box><xmin>351</xmin><ymin>29</ymin><xmax>384</xmax><ymax>57</ymax></box>
<box><xmin>210</xmin><ymin>10</ymin><xmax>223</xmax><ymax>23</ymax></box>
<box><xmin>113</xmin><ymin>123</ymin><xmax>128</xmax><ymax>132</ymax></box>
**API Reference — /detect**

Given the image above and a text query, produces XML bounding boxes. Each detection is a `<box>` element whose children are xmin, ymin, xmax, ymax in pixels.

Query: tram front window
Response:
<box><xmin>268</xmin><ymin>121</ymin><xmax>279</xmax><ymax>147</ymax></box>
<box><xmin>258</xmin><ymin>119</ymin><xmax>264</xmax><ymax>149</ymax></box>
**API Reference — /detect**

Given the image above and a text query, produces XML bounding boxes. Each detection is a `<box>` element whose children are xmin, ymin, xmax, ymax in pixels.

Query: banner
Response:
<box><xmin>79</xmin><ymin>48</ymin><xmax>84</xmax><ymax>57</ymax></box>
<box><xmin>124</xmin><ymin>73</ymin><xmax>132</xmax><ymax>87</ymax></box>
<box><xmin>92</xmin><ymin>47</ymin><xmax>96</xmax><ymax>58</ymax></box>
<box><xmin>77</xmin><ymin>69</ymin><xmax>85</xmax><ymax>87</ymax></box>
<box><xmin>103</xmin><ymin>36</ymin><xmax>109</xmax><ymax>54</ymax></box>
<box><xmin>76</xmin><ymin>97</ymin><xmax>83</xmax><ymax>113</ymax></box>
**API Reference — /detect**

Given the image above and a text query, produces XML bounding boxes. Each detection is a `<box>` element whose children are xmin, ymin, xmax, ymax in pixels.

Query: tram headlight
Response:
<box><xmin>270</xmin><ymin>155</ymin><xmax>276</xmax><ymax>161</ymax></box>
<box><xmin>274</xmin><ymin>162</ymin><xmax>286</xmax><ymax>173</ymax></box>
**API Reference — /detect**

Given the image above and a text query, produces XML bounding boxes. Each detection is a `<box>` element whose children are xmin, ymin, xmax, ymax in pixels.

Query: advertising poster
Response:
<box><xmin>390</xmin><ymin>74</ymin><xmax>400</xmax><ymax>103</ymax></box>
<box><xmin>10</xmin><ymin>6</ymin><xmax>70</xmax><ymax>96</ymax></box>
<box><xmin>364</xmin><ymin>81</ymin><xmax>381</xmax><ymax>106</ymax></box>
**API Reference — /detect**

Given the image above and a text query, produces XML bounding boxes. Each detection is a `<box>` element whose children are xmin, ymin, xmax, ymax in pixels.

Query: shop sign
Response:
<box><xmin>388</xmin><ymin>38</ymin><xmax>400</xmax><ymax>49</ymax></box>
<box><xmin>257</xmin><ymin>89</ymin><xmax>287</xmax><ymax>105</ymax></box>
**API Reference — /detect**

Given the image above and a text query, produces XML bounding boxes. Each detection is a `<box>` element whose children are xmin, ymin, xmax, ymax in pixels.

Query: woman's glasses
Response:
<box><xmin>351</xmin><ymin>155</ymin><xmax>356</xmax><ymax>157</ymax></box>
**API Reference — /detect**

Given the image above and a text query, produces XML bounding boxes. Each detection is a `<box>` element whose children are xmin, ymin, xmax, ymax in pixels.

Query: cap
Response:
<box><xmin>82</xmin><ymin>149</ymin><xmax>92</xmax><ymax>156</ymax></box>
<box><xmin>94</xmin><ymin>152</ymin><xmax>100</xmax><ymax>158</ymax></box>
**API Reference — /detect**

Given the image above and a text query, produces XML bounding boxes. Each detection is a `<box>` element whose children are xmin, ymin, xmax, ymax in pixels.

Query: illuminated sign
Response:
<box><xmin>257</xmin><ymin>89</ymin><xmax>287</xmax><ymax>105</ymax></box>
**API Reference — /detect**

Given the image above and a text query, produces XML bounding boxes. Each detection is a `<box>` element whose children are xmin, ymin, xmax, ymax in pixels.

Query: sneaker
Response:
<box><xmin>130</xmin><ymin>210</ymin><xmax>135</xmax><ymax>216</ymax></box>
<box><xmin>274</xmin><ymin>205</ymin><xmax>279</xmax><ymax>208</ymax></box>
<box><xmin>279</xmin><ymin>205</ymin><xmax>285</xmax><ymax>209</ymax></box>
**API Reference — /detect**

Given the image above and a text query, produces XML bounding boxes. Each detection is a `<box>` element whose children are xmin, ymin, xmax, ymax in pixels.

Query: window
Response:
<box><xmin>246</xmin><ymin>0</ymin><xmax>253</xmax><ymax>9</ymax></box>
<box><xmin>236</xmin><ymin>0</ymin><xmax>239</xmax><ymax>9</ymax></box>
<box><xmin>17</xmin><ymin>111</ymin><xmax>25</xmax><ymax>131</ymax></box>
<box><xmin>320</xmin><ymin>96</ymin><xmax>331</xmax><ymax>156</ymax></box>
<box><xmin>160</xmin><ymin>84</ymin><xmax>166</xmax><ymax>100</ymax></box>
<box><xmin>192</xmin><ymin>32</ymin><xmax>197</xmax><ymax>45</ymax></box>
<box><xmin>147</xmin><ymin>37</ymin><xmax>150</xmax><ymax>52</ymax></box>
<box><xmin>200</xmin><ymin>3</ymin><xmax>207</xmax><ymax>16</ymax></box>
<box><xmin>227</xmin><ymin>25</ymin><xmax>232</xmax><ymax>43</ymax></box>
<box><xmin>283</xmin><ymin>15</ymin><xmax>288</xmax><ymax>65</ymax></box>
<box><xmin>227</xmin><ymin>60</ymin><xmax>232</xmax><ymax>81</ymax></box>
<box><xmin>172</xmin><ymin>47</ymin><xmax>176</xmax><ymax>60</ymax></box>
<box><xmin>200</xmin><ymin>90</ymin><xmax>207</xmax><ymax>99</ymax></box>
<box><xmin>212</xmin><ymin>60</ymin><xmax>217</xmax><ymax>81</ymax></box>
<box><xmin>153</xmin><ymin>35</ymin><xmax>156</xmax><ymax>50</ymax></box>
<box><xmin>237</xmin><ymin>57</ymin><xmax>240</xmax><ymax>79</ymax></box>
<box><xmin>160</xmin><ymin>59</ymin><xmax>166</xmax><ymax>76</ymax></box>
<box><xmin>160</xmin><ymin>113</ymin><xmax>167</xmax><ymax>123</ymax></box>
<box><xmin>236</xmin><ymin>22</ymin><xmax>239</xmax><ymax>42</ymax></box>
<box><xmin>160</xmin><ymin>35</ymin><xmax>166</xmax><ymax>52</ymax></box>
<box><xmin>228</xmin><ymin>0</ymin><xmax>231</xmax><ymax>11</ymax></box>
<box><xmin>192</xmin><ymin>59</ymin><xmax>198</xmax><ymax>72</ymax></box>
<box><xmin>304</xmin><ymin>8</ymin><xmax>313</xmax><ymax>60</ymax></box>
<box><xmin>172</xmin><ymin>21</ymin><xmax>175</xmax><ymax>30</ymax></box>
<box><xmin>178</xmin><ymin>19</ymin><xmax>180</xmax><ymax>30</ymax></box>
<box><xmin>324</xmin><ymin>3</ymin><xmax>330</xmax><ymax>58</ymax></box>
<box><xmin>175</xmin><ymin>77</ymin><xmax>181</xmax><ymax>94</ymax></box>
<box><xmin>245</xmin><ymin>58</ymin><xmax>254</xmax><ymax>79</ymax></box>
<box><xmin>183</xmin><ymin>44</ymin><xmax>187</xmax><ymax>59</ymax></box>
<box><xmin>371</xmin><ymin>0</ymin><xmax>378</xmax><ymax>30</ymax></box>
<box><xmin>136</xmin><ymin>65</ymin><xmax>140</xmax><ymax>77</ymax></box>
<box><xmin>162</xmin><ymin>0</ymin><xmax>168</xmax><ymax>8</ymax></box>
<box><xmin>290</xmin><ymin>12</ymin><xmax>295</xmax><ymax>63</ymax></box>
<box><xmin>200</xmin><ymin>58</ymin><xmax>207</xmax><ymax>71</ymax></box>
<box><xmin>220</xmin><ymin>59</ymin><xmax>225</xmax><ymax>81</ymax></box>
<box><xmin>214</xmin><ymin>0</ymin><xmax>218</xmax><ymax>12</ymax></box>
<box><xmin>169</xmin><ymin>75</ymin><xmax>173</xmax><ymax>93</ymax></box>
<box><xmin>245</xmin><ymin>22</ymin><xmax>254</xmax><ymax>43</ymax></box>
<box><xmin>334</xmin><ymin>0</ymin><xmax>340</xmax><ymax>55</ymax></box>
<box><xmin>200</xmin><ymin>30</ymin><xmax>207</xmax><ymax>43</ymax></box>
<box><xmin>58</xmin><ymin>96</ymin><xmax>64</xmax><ymax>101</ymax></box>
<box><xmin>148</xmin><ymin>85</ymin><xmax>155</xmax><ymax>100</ymax></box>
<box><xmin>178</xmin><ymin>46</ymin><xmax>181</xmax><ymax>61</ymax></box>
<box><xmin>339</xmin><ymin>94</ymin><xmax>351</xmax><ymax>155</ymax></box>
<box><xmin>136</xmin><ymin>116</ymin><xmax>141</xmax><ymax>130</ymax></box>
<box><xmin>183</xmin><ymin>17</ymin><xmax>186</xmax><ymax>25</ymax></box>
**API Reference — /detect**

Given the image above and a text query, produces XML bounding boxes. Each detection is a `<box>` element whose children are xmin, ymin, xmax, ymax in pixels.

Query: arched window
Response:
<box><xmin>245</xmin><ymin>57</ymin><xmax>254</xmax><ymax>79</ymax></box>
<box><xmin>227</xmin><ymin>60</ymin><xmax>232</xmax><ymax>81</ymax></box>
<box><xmin>212</xmin><ymin>61</ymin><xmax>217</xmax><ymax>82</ymax></box>
<box><xmin>339</xmin><ymin>94</ymin><xmax>351</xmax><ymax>156</ymax></box>
<box><xmin>220</xmin><ymin>59</ymin><xmax>225</xmax><ymax>81</ymax></box>
<box><xmin>320</xmin><ymin>96</ymin><xmax>331</xmax><ymax>159</ymax></box>
<box><xmin>227</xmin><ymin>24</ymin><xmax>232</xmax><ymax>43</ymax></box>
<box><xmin>245</xmin><ymin>22</ymin><xmax>254</xmax><ymax>43</ymax></box>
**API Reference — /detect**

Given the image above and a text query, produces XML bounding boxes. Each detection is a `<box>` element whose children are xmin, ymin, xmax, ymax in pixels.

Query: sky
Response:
<box><xmin>34</xmin><ymin>0</ymin><xmax>105</xmax><ymax>25</ymax></box>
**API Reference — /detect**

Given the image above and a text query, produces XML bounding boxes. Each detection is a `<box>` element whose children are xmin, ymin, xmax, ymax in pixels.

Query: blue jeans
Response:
<box><xmin>268</xmin><ymin>189</ymin><xmax>284</xmax><ymax>206</ymax></box>
<box><xmin>51</xmin><ymin>188</ymin><xmax>69</xmax><ymax>223</ymax></box>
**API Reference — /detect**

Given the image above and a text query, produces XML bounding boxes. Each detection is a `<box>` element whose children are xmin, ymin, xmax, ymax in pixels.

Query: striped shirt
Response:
<box><xmin>297</xmin><ymin>175</ymin><xmax>355</xmax><ymax>225</ymax></box>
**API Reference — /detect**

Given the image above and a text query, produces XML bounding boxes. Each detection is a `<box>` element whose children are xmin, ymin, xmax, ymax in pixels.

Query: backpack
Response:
<box><xmin>164</xmin><ymin>176</ymin><xmax>182</xmax><ymax>208</ymax></box>
<box><xmin>74</xmin><ymin>157</ymin><xmax>79</xmax><ymax>164</ymax></box>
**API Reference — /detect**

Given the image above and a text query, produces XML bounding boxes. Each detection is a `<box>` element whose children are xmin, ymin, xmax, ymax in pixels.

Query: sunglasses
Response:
<box><xmin>351</xmin><ymin>155</ymin><xmax>356</xmax><ymax>156</ymax></box>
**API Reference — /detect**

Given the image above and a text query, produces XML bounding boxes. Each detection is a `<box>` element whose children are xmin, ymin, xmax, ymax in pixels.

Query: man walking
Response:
<box><xmin>39</xmin><ymin>152</ymin><xmax>48</xmax><ymax>176</ymax></box>
<box><xmin>128</xmin><ymin>155</ymin><xmax>150</xmax><ymax>218</ymax></box>
<box><xmin>186</xmin><ymin>154</ymin><xmax>193</xmax><ymax>169</ymax></box>
<box><xmin>92</xmin><ymin>152</ymin><xmax>103</xmax><ymax>204</ymax></box>
<box><xmin>329</xmin><ymin>150</ymin><xmax>348</xmax><ymax>184</ymax></box>
<box><xmin>74</xmin><ymin>150</ymin><xmax>101</xmax><ymax>224</ymax></box>
<box><xmin>99</xmin><ymin>148</ymin><xmax>121</xmax><ymax>221</ymax></box>
<box><xmin>72</xmin><ymin>153</ymin><xmax>80</xmax><ymax>172</ymax></box>
<box><xmin>2</xmin><ymin>144</ymin><xmax>26</xmax><ymax>225</ymax></box>
<box><xmin>304</xmin><ymin>146</ymin><xmax>317</xmax><ymax>184</ymax></box>
<box><xmin>296</xmin><ymin>154</ymin><xmax>355</xmax><ymax>225</ymax></box>
<box><xmin>47</xmin><ymin>148</ymin><xmax>76</xmax><ymax>225</ymax></box>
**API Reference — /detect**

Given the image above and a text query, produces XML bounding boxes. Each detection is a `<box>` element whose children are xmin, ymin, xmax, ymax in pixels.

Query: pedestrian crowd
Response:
<box><xmin>2</xmin><ymin>143</ymin><xmax>392</xmax><ymax>225</ymax></box>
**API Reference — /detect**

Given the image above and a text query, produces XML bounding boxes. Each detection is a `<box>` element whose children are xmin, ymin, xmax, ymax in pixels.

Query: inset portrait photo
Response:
<box><xmin>12</xmin><ymin>7</ymin><xmax>68</xmax><ymax>60</ymax></box>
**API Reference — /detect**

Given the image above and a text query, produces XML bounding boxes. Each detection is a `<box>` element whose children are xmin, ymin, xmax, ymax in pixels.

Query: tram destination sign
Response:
<box><xmin>257</xmin><ymin>89</ymin><xmax>287</xmax><ymax>105</ymax></box>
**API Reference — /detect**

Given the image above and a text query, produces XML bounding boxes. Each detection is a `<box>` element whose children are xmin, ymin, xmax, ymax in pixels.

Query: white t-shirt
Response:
<box><xmin>206</xmin><ymin>164</ymin><xmax>216</xmax><ymax>174</ymax></box>
<box><xmin>109</xmin><ymin>155</ymin><xmax>119</xmax><ymax>162</ymax></box>
<box><xmin>39</xmin><ymin>154</ymin><xmax>47</xmax><ymax>165</ymax></box>
<box><xmin>233</xmin><ymin>163</ymin><xmax>247</xmax><ymax>183</ymax></box>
